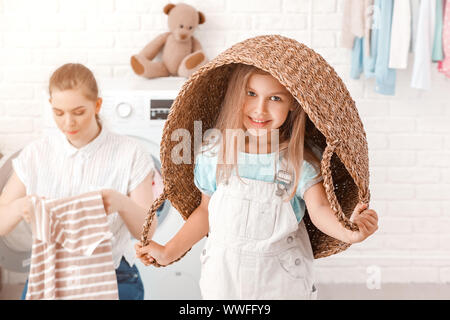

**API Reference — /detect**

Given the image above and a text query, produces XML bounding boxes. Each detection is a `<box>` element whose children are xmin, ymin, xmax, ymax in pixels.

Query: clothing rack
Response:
<box><xmin>342</xmin><ymin>0</ymin><xmax>450</xmax><ymax>95</ymax></box>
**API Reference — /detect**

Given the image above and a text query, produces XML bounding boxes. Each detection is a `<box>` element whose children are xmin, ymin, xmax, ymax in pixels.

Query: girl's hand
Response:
<box><xmin>101</xmin><ymin>189</ymin><xmax>125</xmax><ymax>215</ymax></box>
<box><xmin>346</xmin><ymin>203</ymin><xmax>378</xmax><ymax>244</ymax></box>
<box><xmin>135</xmin><ymin>241</ymin><xmax>172</xmax><ymax>266</ymax></box>
<box><xmin>134</xmin><ymin>242</ymin><xmax>155</xmax><ymax>266</ymax></box>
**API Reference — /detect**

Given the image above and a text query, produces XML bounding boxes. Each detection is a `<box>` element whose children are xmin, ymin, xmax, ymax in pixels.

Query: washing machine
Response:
<box><xmin>97</xmin><ymin>77</ymin><xmax>206</xmax><ymax>300</ymax></box>
<box><xmin>0</xmin><ymin>77</ymin><xmax>205</xmax><ymax>300</ymax></box>
<box><xmin>0</xmin><ymin>150</ymin><xmax>33</xmax><ymax>275</ymax></box>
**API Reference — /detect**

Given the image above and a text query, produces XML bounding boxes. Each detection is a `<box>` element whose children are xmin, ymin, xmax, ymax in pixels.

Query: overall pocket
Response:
<box><xmin>277</xmin><ymin>246</ymin><xmax>308</xmax><ymax>280</ymax></box>
<box><xmin>223</xmin><ymin>198</ymin><xmax>277</xmax><ymax>240</ymax></box>
<box><xmin>222</xmin><ymin>197</ymin><xmax>250</xmax><ymax>237</ymax></box>
<box><xmin>244</xmin><ymin>201</ymin><xmax>277</xmax><ymax>240</ymax></box>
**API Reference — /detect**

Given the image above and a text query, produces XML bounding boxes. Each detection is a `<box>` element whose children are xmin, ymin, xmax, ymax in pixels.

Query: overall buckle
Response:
<box><xmin>275</xmin><ymin>170</ymin><xmax>292</xmax><ymax>196</ymax></box>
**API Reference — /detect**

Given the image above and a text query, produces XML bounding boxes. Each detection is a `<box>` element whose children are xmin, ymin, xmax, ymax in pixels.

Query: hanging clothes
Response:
<box><xmin>374</xmin><ymin>0</ymin><xmax>396</xmax><ymax>95</ymax></box>
<box><xmin>438</xmin><ymin>0</ymin><xmax>450</xmax><ymax>77</ymax></box>
<box><xmin>351</xmin><ymin>37</ymin><xmax>365</xmax><ymax>79</ymax></box>
<box><xmin>341</xmin><ymin>0</ymin><xmax>370</xmax><ymax>50</ymax></box>
<box><xmin>26</xmin><ymin>192</ymin><xmax>118</xmax><ymax>300</ymax></box>
<box><xmin>411</xmin><ymin>0</ymin><xmax>437</xmax><ymax>90</ymax></box>
<box><xmin>363</xmin><ymin>2</ymin><xmax>380</xmax><ymax>79</ymax></box>
<box><xmin>389</xmin><ymin>0</ymin><xmax>411</xmax><ymax>69</ymax></box>
<box><xmin>349</xmin><ymin>0</ymin><xmax>397</xmax><ymax>96</ymax></box>
<box><xmin>351</xmin><ymin>0</ymin><xmax>396</xmax><ymax>94</ymax></box>
<box><xmin>410</xmin><ymin>0</ymin><xmax>422</xmax><ymax>53</ymax></box>
<box><xmin>432</xmin><ymin>0</ymin><xmax>444</xmax><ymax>61</ymax></box>
<box><xmin>346</xmin><ymin>0</ymin><xmax>374</xmax><ymax>79</ymax></box>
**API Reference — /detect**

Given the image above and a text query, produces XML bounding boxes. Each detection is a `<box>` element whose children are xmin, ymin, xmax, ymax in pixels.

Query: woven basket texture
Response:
<box><xmin>141</xmin><ymin>35</ymin><xmax>370</xmax><ymax>262</ymax></box>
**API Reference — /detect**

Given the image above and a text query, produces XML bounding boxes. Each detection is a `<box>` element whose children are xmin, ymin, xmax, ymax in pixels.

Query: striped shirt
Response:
<box><xmin>27</xmin><ymin>192</ymin><xmax>118</xmax><ymax>300</ymax></box>
<box><xmin>12</xmin><ymin>126</ymin><xmax>155</xmax><ymax>268</ymax></box>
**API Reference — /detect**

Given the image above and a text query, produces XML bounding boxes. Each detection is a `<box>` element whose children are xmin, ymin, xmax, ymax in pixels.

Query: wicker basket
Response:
<box><xmin>141</xmin><ymin>35</ymin><xmax>370</xmax><ymax>265</ymax></box>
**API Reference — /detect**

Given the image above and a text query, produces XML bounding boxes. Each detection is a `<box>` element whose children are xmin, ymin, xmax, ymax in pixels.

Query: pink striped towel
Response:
<box><xmin>26</xmin><ymin>191</ymin><xmax>118</xmax><ymax>300</ymax></box>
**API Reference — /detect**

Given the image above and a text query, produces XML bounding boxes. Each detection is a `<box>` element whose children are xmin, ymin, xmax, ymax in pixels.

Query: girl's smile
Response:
<box><xmin>247</xmin><ymin>116</ymin><xmax>272</xmax><ymax>128</ymax></box>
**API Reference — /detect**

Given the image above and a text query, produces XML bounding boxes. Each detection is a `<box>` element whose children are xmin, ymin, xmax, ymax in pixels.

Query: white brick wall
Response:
<box><xmin>1</xmin><ymin>0</ymin><xmax>450</xmax><ymax>286</ymax></box>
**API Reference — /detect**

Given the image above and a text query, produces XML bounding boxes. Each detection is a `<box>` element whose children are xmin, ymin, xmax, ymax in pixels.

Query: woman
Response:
<box><xmin>0</xmin><ymin>63</ymin><xmax>157</xmax><ymax>300</ymax></box>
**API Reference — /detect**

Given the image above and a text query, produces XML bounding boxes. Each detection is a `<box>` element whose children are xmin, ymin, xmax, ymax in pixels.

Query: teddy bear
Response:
<box><xmin>130</xmin><ymin>3</ymin><xmax>207</xmax><ymax>79</ymax></box>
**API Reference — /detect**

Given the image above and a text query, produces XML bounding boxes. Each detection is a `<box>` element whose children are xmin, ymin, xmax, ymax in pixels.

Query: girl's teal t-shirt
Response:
<box><xmin>193</xmin><ymin>146</ymin><xmax>323</xmax><ymax>223</ymax></box>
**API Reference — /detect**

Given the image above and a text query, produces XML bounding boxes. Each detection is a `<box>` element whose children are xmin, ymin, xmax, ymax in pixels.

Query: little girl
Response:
<box><xmin>136</xmin><ymin>62</ymin><xmax>378</xmax><ymax>299</ymax></box>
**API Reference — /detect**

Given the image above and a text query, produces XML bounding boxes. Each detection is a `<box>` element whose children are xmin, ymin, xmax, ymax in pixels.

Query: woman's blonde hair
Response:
<box><xmin>210</xmin><ymin>63</ymin><xmax>320</xmax><ymax>200</ymax></box>
<box><xmin>49</xmin><ymin>63</ymin><xmax>101</xmax><ymax>125</ymax></box>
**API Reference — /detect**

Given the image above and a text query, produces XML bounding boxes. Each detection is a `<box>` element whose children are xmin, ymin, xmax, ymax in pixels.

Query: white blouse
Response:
<box><xmin>411</xmin><ymin>0</ymin><xmax>436</xmax><ymax>90</ymax></box>
<box><xmin>389</xmin><ymin>0</ymin><xmax>411</xmax><ymax>69</ymax></box>
<box><xmin>12</xmin><ymin>127</ymin><xmax>155</xmax><ymax>269</ymax></box>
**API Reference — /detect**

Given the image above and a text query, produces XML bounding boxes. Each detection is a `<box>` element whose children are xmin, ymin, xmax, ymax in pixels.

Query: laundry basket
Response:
<box><xmin>141</xmin><ymin>35</ymin><xmax>370</xmax><ymax>265</ymax></box>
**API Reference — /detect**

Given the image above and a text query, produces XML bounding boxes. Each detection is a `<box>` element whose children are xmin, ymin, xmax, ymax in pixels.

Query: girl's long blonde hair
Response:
<box><xmin>209</xmin><ymin>63</ymin><xmax>320</xmax><ymax>200</ymax></box>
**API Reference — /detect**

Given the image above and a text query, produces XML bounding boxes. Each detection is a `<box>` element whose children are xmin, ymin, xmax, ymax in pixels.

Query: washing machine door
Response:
<box><xmin>126</xmin><ymin>137</ymin><xmax>205</xmax><ymax>300</ymax></box>
<box><xmin>0</xmin><ymin>150</ymin><xmax>32</xmax><ymax>273</ymax></box>
<box><xmin>126</xmin><ymin>135</ymin><xmax>170</xmax><ymax>226</ymax></box>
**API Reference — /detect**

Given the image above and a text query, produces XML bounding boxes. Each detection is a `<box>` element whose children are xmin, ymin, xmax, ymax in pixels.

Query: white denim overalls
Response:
<box><xmin>199</xmin><ymin>168</ymin><xmax>318</xmax><ymax>300</ymax></box>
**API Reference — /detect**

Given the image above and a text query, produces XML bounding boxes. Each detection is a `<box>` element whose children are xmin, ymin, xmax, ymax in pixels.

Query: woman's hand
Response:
<box><xmin>12</xmin><ymin>195</ymin><xmax>37</xmax><ymax>224</ymax></box>
<box><xmin>101</xmin><ymin>189</ymin><xmax>126</xmax><ymax>215</ymax></box>
<box><xmin>346</xmin><ymin>203</ymin><xmax>379</xmax><ymax>244</ymax></box>
<box><xmin>135</xmin><ymin>241</ymin><xmax>172</xmax><ymax>267</ymax></box>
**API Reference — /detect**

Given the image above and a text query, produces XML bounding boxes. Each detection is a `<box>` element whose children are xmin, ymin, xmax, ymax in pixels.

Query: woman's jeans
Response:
<box><xmin>20</xmin><ymin>257</ymin><xmax>144</xmax><ymax>300</ymax></box>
